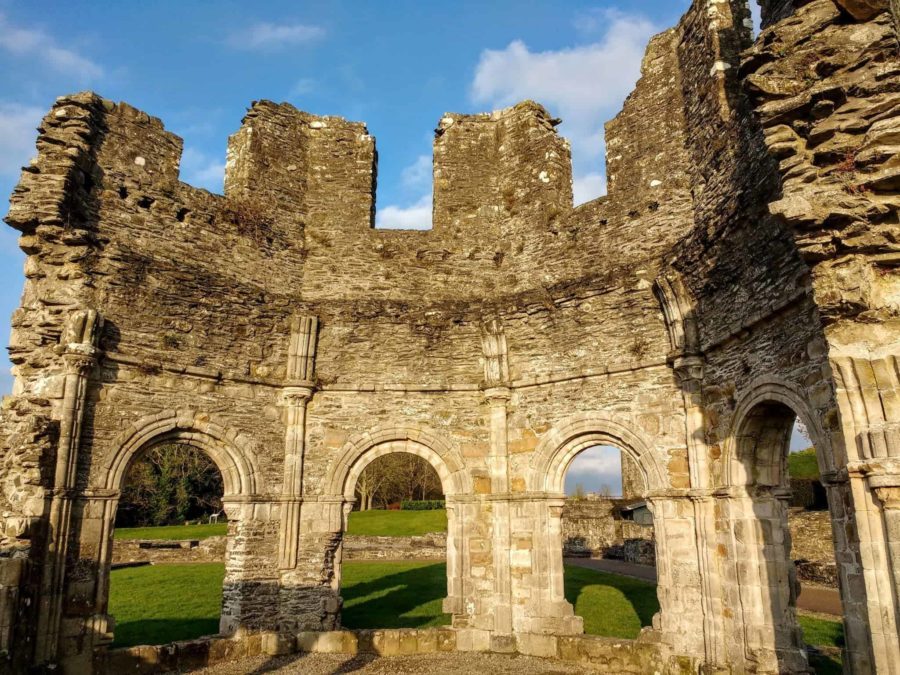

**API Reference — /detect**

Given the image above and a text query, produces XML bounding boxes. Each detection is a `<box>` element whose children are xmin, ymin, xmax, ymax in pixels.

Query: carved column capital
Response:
<box><xmin>672</xmin><ymin>354</ymin><xmax>705</xmax><ymax>384</ymax></box>
<box><xmin>483</xmin><ymin>386</ymin><xmax>511</xmax><ymax>406</ymax></box>
<box><xmin>63</xmin><ymin>345</ymin><xmax>99</xmax><ymax>375</ymax></box>
<box><xmin>874</xmin><ymin>486</ymin><xmax>900</xmax><ymax>510</ymax></box>
<box><xmin>279</xmin><ymin>383</ymin><xmax>315</xmax><ymax>406</ymax></box>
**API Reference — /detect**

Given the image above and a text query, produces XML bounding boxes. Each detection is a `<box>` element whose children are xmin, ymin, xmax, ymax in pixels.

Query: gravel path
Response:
<box><xmin>186</xmin><ymin>651</ymin><xmax>601</xmax><ymax>675</ymax></box>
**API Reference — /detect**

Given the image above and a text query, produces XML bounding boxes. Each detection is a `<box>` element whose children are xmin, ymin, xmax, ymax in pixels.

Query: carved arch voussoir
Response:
<box><xmin>529</xmin><ymin>412</ymin><xmax>669</xmax><ymax>494</ymax></box>
<box><xmin>99</xmin><ymin>409</ymin><xmax>261</xmax><ymax>496</ymax></box>
<box><xmin>324</xmin><ymin>424</ymin><xmax>470</xmax><ymax>498</ymax></box>
<box><xmin>723</xmin><ymin>375</ymin><xmax>834</xmax><ymax>488</ymax></box>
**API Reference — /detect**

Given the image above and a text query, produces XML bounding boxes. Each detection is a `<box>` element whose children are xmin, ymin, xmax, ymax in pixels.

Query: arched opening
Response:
<box><xmin>339</xmin><ymin>450</ymin><xmax>450</xmax><ymax>629</ymax></box>
<box><xmin>527</xmin><ymin>414</ymin><xmax>678</xmax><ymax>640</ymax></box>
<box><xmin>89</xmin><ymin>412</ymin><xmax>260</xmax><ymax>650</ymax></box>
<box><xmin>107</xmin><ymin>442</ymin><xmax>228</xmax><ymax>648</ymax></box>
<box><xmin>561</xmin><ymin>445</ymin><xmax>659</xmax><ymax>639</ymax></box>
<box><xmin>316</xmin><ymin>432</ymin><xmax>469</xmax><ymax>632</ymax></box>
<box><xmin>727</xmin><ymin>399</ymin><xmax>844</xmax><ymax>674</ymax></box>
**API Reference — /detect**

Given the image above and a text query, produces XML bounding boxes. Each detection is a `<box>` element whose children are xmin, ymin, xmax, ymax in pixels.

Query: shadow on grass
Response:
<box><xmin>112</xmin><ymin>618</ymin><xmax>220</xmax><ymax>649</ymax></box>
<box><xmin>563</xmin><ymin>565</ymin><xmax>660</xmax><ymax>639</ymax></box>
<box><xmin>341</xmin><ymin>562</ymin><xmax>450</xmax><ymax>629</ymax></box>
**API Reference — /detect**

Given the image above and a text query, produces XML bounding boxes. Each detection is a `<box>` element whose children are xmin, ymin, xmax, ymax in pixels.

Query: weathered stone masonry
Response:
<box><xmin>0</xmin><ymin>1</ymin><xmax>898</xmax><ymax>673</ymax></box>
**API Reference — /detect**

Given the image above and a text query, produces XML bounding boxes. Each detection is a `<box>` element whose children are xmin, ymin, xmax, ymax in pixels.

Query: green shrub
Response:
<box><xmin>401</xmin><ymin>500</ymin><xmax>445</xmax><ymax>511</ymax></box>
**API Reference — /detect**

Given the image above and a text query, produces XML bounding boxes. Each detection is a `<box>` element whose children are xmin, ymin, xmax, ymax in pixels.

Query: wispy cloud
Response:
<box><xmin>401</xmin><ymin>154</ymin><xmax>432</xmax><ymax>190</ymax></box>
<box><xmin>228</xmin><ymin>22</ymin><xmax>325</xmax><ymax>51</ymax></box>
<box><xmin>471</xmin><ymin>9</ymin><xmax>657</xmax><ymax>204</ymax></box>
<box><xmin>0</xmin><ymin>13</ymin><xmax>103</xmax><ymax>80</ymax></box>
<box><xmin>376</xmin><ymin>193</ymin><xmax>432</xmax><ymax>230</ymax></box>
<box><xmin>0</xmin><ymin>103</ymin><xmax>43</xmax><ymax>177</ymax></box>
<box><xmin>291</xmin><ymin>78</ymin><xmax>316</xmax><ymax>96</ymax></box>
<box><xmin>180</xmin><ymin>147</ymin><xmax>225</xmax><ymax>193</ymax></box>
<box><xmin>564</xmin><ymin>445</ymin><xmax>624</xmax><ymax>496</ymax></box>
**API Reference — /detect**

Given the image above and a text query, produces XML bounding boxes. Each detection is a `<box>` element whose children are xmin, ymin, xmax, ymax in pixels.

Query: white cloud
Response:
<box><xmin>291</xmin><ymin>78</ymin><xmax>316</xmax><ymax>96</ymax></box>
<box><xmin>471</xmin><ymin>9</ymin><xmax>656</xmax><ymax>205</ymax></box>
<box><xmin>573</xmin><ymin>172</ymin><xmax>605</xmax><ymax>204</ymax></box>
<box><xmin>228</xmin><ymin>22</ymin><xmax>325</xmax><ymax>50</ymax></box>
<box><xmin>567</xmin><ymin>446</ymin><xmax>622</xmax><ymax>477</ymax></box>
<box><xmin>0</xmin><ymin>103</ymin><xmax>43</xmax><ymax>177</ymax></box>
<box><xmin>180</xmin><ymin>147</ymin><xmax>225</xmax><ymax>193</ymax></box>
<box><xmin>401</xmin><ymin>154</ymin><xmax>432</xmax><ymax>190</ymax></box>
<box><xmin>0</xmin><ymin>13</ymin><xmax>103</xmax><ymax>80</ymax></box>
<box><xmin>376</xmin><ymin>193</ymin><xmax>432</xmax><ymax>230</ymax></box>
<box><xmin>565</xmin><ymin>445</ymin><xmax>624</xmax><ymax>496</ymax></box>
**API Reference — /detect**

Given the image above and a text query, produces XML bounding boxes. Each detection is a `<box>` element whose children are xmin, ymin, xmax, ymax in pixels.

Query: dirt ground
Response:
<box><xmin>185</xmin><ymin>651</ymin><xmax>603</xmax><ymax>675</ymax></box>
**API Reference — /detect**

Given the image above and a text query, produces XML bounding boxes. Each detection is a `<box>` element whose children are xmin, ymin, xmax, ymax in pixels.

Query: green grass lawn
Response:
<box><xmin>113</xmin><ymin>523</ymin><xmax>227</xmax><ymax>540</ymax></box>
<box><xmin>113</xmin><ymin>510</ymin><xmax>447</xmax><ymax>541</ymax></box>
<box><xmin>788</xmin><ymin>448</ymin><xmax>820</xmax><ymax>480</ymax></box>
<box><xmin>109</xmin><ymin>563</ymin><xmax>225</xmax><ymax>647</ymax></box>
<box><xmin>341</xmin><ymin>561</ymin><xmax>451</xmax><ymax>629</ymax></box>
<box><xmin>563</xmin><ymin>565</ymin><xmax>659</xmax><ymax>639</ymax></box>
<box><xmin>346</xmin><ymin>509</ymin><xmax>447</xmax><ymax>536</ymax></box>
<box><xmin>109</xmin><ymin>558</ymin><xmax>847</xmax><ymax>669</ymax></box>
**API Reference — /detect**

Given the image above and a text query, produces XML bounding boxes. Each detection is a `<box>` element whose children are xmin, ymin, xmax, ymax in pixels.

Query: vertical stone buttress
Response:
<box><xmin>480</xmin><ymin>319</ymin><xmax>514</xmax><ymax>637</ymax></box>
<box><xmin>655</xmin><ymin>273</ymin><xmax>723</xmax><ymax>664</ymax></box>
<box><xmin>34</xmin><ymin>309</ymin><xmax>103</xmax><ymax>665</ymax></box>
<box><xmin>278</xmin><ymin>316</ymin><xmax>318</xmax><ymax>570</ymax></box>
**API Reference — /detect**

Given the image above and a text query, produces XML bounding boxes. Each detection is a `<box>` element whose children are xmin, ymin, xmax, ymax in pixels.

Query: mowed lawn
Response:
<box><xmin>113</xmin><ymin>509</ymin><xmax>447</xmax><ymax>541</ymax></box>
<box><xmin>346</xmin><ymin>509</ymin><xmax>447</xmax><ymax>536</ymax></box>
<box><xmin>109</xmin><ymin>557</ymin><xmax>845</xmax><ymax>672</ymax></box>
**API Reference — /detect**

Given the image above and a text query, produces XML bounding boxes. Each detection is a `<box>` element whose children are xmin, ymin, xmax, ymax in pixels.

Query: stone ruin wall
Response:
<box><xmin>1</xmin><ymin>1</ymin><xmax>899</xmax><ymax>674</ymax></box>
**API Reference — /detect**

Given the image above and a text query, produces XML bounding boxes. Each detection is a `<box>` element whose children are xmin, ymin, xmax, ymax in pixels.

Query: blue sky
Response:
<box><xmin>0</xmin><ymin>1</ymin><xmax>764</xmax><ymax>396</ymax></box>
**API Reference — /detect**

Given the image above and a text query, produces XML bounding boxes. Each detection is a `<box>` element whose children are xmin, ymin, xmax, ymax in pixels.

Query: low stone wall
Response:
<box><xmin>99</xmin><ymin>628</ymin><xmax>700</xmax><ymax>675</ymax></box>
<box><xmin>789</xmin><ymin>509</ymin><xmax>838</xmax><ymax>587</ymax></box>
<box><xmin>561</xmin><ymin>498</ymin><xmax>654</xmax><ymax>564</ymax></box>
<box><xmin>112</xmin><ymin>534</ymin><xmax>447</xmax><ymax>565</ymax></box>
<box><xmin>112</xmin><ymin>537</ymin><xmax>227</xmax><ymax>565</ymax></box>
<box><xmin>343</xmin><ymin>533</ymin><xmax>446</xmax><ymax>560</ymax></box>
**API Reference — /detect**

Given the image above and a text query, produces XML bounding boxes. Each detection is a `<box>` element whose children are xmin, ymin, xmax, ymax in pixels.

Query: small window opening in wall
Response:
<box><xmin>562</xmin><ymin>445</ymin><xmax>658</xmax><ymax>638</ymax></box>
<box><xmin>108</xmin><ymin>444</ymin><xmax>227</xmax><ymax>648</ymax></box>
<box><xmin>341</xmin><ymin>452</ymin><xmax>448</xmax><ymax>628</ymax></box>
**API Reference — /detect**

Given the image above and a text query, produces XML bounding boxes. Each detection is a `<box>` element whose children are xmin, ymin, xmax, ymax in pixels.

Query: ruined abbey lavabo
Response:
<box><xmin>1</xmin><ymin>0</ymin><xmax>900</xmax><ymax>672</ymax></box>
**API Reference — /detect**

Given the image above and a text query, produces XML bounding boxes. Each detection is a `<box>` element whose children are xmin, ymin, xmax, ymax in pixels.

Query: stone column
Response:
<box><xmin>831</xmin><ymin>354</ymin><xmax>900</xmax><ymax>672</ymax></box>
<box><xmin>277</xmin><ymin>316</ymin><xmax>317</xmax><ymax>571</ymax></box>
<box><xmin>480</xmin><ymin>319</ymin><xmax>514</xmax><ymax>636</ymax></box>
<box><xmin>671</xmin><ymin>355</ymin><xmax>725</xmax><ymax>663</ymax></box>
<box><xmin>485</xmin><ymin>386</ymin><xmax>513</xmax><ymax>636</ymax></box>
<box><xmin>34</xmin><ymin>309</ymin><xmax>102</xmax><ymax>666</ymax></box>
<box><xmin>873</xmin><ymin>483</ymin><xmax>900</xmax><ymax>601</ymax></box>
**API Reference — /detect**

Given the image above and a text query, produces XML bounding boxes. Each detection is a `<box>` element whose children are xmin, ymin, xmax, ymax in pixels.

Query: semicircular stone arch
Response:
<box><xmin>723</xmin><ymin>376</ymin><xmax>834</xmax><ymax>488</ymax></box>
<box><xmin>324</xmin><ymin>425</ymin><xmax>471</xmax><ymax>499</ymax></box>
<box><xmin>529</xmin><ymin>412</ymin><xmax>668</xmax><ymax>494</ymax></box>
<box><xmin>98</xmin><ymin>409</ymin><xmax>261</xmax><ymax>497</ymax></box>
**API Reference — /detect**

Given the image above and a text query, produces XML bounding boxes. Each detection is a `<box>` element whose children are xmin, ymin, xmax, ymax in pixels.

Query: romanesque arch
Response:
<box><xmin>525</xmin><ymin>412</ymin><xmax>674</xmax><ymax>638</ymax></box>
<box><xmin>92</xmin><ymin>410</ymin><xmax>262</xmax><ymax>640</ymax></box>
<box><xmin>723</xmin><ymin>377</ymin><xmax>834</xmax><ymax>488</ymax></box>
<box><xmin>529</xmin><ymin>412</ymin><xmax>667</xmax><ymax>494</ymax></box>
<box><xmin>323</xmin><ymin>424</ymin><xmax>471</xmax><ymax>499</ymax></box>
<box><xmin>716</xmin><ymin>378</ymin><xmax>845</xmax><ymax>673</ymax></box>
<box><xmin>100</xmin><ymin>409</ymin><xmax>261</xmax><ymax>496</ymax></box>
<box><xmin>311</xmin><ymin>425</ymin><xmax>471</xmax><ymax>624</ymax></box>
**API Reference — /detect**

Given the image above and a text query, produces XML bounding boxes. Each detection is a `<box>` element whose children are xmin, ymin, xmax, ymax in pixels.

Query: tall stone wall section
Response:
<box><xmin>0</xmin><ymin>2</ymin><xmax>898</xmax><ymax>675</ymax></box>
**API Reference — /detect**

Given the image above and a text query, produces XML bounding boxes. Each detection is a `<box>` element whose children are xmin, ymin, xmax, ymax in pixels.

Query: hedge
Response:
<box><xmin>400</xmin><ymin>500</ymin><xmax>445</xmax><ymax>511</ymax></box>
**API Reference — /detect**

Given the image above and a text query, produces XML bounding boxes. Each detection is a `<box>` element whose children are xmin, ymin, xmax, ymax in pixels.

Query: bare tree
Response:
<box><xmin>354</xmin><ymin>453</ymin><xmax>443</xmax><ymax>509</ymax></box>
